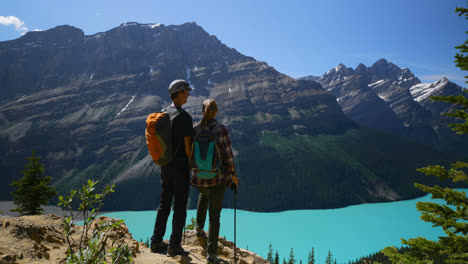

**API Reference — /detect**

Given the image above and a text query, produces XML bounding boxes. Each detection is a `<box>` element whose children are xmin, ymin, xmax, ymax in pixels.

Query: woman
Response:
<box><xmin>191</xmin><ymin>98</ymin><xmax>239</xmax><ymax>264</ymax></box>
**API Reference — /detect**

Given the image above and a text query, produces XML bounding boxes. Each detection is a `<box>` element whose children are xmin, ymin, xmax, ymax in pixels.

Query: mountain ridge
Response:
<box><xmin>300</xmin><ymin>59</ymin><xmax>468</xmax><ymax>155</ymax></box>
<box><xmin>0</xmin><ymin>23</ymin><xmax>464</xmax><ymax>212</ymax></box>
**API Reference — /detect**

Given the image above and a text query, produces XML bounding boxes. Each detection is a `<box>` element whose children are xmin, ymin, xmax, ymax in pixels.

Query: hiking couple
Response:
<box><xmin>148</xmin><ymin>79</ymin><xmax>239</xmax><ymax>263</ymax></box>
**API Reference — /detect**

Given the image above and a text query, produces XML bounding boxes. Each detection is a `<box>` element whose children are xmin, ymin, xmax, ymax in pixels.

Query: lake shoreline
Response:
<box><xmin>0</xmin><ymin>201</ymin><xmax>112</xmax><ymax>221</ymax></box>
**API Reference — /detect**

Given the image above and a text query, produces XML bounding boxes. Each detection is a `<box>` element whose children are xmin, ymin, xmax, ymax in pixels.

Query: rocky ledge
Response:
<box><xmin>0</xmin><ymin>215</ymin><xmax>267</xmax><ymax>264</ymax></box>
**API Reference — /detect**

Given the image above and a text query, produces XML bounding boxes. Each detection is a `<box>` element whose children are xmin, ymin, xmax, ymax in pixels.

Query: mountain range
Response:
<box><xmin>0</xmin><ymin>22</ymin><xmax>464</xmax><ymax>211</ymax></box>
<box><xmin>300</xmin><ymin>59</ymin><xmax>468</xmax><ymax>154</ymax></box>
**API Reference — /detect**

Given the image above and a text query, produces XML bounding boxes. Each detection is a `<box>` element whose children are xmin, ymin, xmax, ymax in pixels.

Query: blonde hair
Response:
<box><xmin>201</xmin><ymin>99</ymin><xmax>218</xmax><ymax>127</ymax></box>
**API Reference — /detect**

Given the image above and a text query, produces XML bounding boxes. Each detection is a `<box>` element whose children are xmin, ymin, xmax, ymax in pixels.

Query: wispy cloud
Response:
<box><xmin>0</xmin><ymin>16</ymin><xmax>29</xmax><ymax>35</ymax></box>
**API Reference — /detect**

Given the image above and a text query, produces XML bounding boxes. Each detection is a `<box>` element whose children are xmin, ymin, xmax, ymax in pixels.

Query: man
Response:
<box><xmin>150</xmin><ymin>79</ymin><xmax>193</xmax><ymax>257</ymax></box>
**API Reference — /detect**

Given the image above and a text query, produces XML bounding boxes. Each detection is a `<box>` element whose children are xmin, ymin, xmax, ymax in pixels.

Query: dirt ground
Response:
<box><xmin>0</xmin><ymin>201</ymin><xmax>108</xmax><ymax>221</ymax></box>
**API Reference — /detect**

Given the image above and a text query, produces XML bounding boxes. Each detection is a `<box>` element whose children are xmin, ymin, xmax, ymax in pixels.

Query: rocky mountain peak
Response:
<box><xmin>319</xmin><ymin>63</ymin><xmax>354</xmax><ymax>85</ymax></box>
<box><xmin>335</xmin><ymin>63</ymin><xmax>346</xmax><ymax>72</ymax></box>
<box><xmin>354</xmin><ymin>63</ymin><xmax>367</xmax><ymax>74</ymax></box>
<box><xmin>369</xmin><ymin>59</ymin><xmax>401</xmax><ymax>79</ymax></box>
<box><xmin>19</xmin><ymin>25</ymin><xmax>84</xmax><ymax>43</ymax></box>
<box><xmin>0</xmin><ymin>22</ymin><xmax>255</xmax><ymax>100</ymax></box>
<box><xmin>367</xmin><ymin>59</ymin><xmax>420</xmax><ymax>89</ymax></box>
<box><xmin>439</xmin><ymin>76</ymin><xmax>449</xmax><ymax>83</ymax></box>
<box><xmin>409</xmin><ymin>77</ymin><xmax>460</xmax><ymax>103</ymax></box>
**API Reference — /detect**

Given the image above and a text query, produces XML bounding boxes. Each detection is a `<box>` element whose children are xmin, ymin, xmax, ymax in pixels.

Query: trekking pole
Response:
<box><xmin>234</xmin><ymin>187</ymin><xmax>237</xmax><ymax>264</ymax></box>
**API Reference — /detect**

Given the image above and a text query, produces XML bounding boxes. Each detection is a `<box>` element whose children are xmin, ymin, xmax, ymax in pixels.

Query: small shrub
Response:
<box><xmin>58</xmin><ymin>179</ymin><xmax>132</xmax><ymax>264</ymax></box>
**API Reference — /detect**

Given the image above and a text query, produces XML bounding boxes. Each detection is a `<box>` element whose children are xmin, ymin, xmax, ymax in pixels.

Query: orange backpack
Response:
<box><xmin>145</xmin><ymin>106</ymin><xmax>179</xmax><ymax>165</ymax></box>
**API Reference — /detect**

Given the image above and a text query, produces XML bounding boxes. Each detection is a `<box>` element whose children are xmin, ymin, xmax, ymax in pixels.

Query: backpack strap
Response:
<box><xmin>163</xmin><ymin>104</ymin><xmax>183</xmax><ymax>159</ymax></box>
<box><xmin>162</xmin><ymin>104</ymin><xmax>180</xmax><ymax>123</ymax></box>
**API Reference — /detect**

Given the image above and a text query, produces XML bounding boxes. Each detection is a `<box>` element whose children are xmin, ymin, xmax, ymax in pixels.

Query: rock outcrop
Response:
<box><xmin>0</xmin><ymin>214</ymin><xmax>266</xmax><ymax>264</ymax></box>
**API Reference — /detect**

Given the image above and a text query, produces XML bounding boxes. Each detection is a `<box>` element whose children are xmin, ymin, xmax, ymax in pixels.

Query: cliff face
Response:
<box><xmin>0</xmin><ymin>22</ymin><xmax>355</xmax><ymax>210</ymax></box>
<box><xmin>0</xmin><ymin>214</ymin><xmax>267</xmax><ymax>264</ymax></box>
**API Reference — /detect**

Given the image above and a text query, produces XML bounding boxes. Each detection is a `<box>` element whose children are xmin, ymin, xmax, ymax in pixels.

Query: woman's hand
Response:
<box><xmin>230</xmin><ymin>175</ymin><xmax>239</xmax><ymax>193</ymax></box>
<box><xmin>232</xmin><ymin>175</ymin><xmax>239</xmax><ymax>187</ymax></box>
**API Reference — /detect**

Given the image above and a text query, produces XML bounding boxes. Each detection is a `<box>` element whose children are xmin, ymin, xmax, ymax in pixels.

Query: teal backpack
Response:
<box><xmin>191</xmin><ymin>128</ymin><xmax>222</xmax><ymax>179</ymax></box>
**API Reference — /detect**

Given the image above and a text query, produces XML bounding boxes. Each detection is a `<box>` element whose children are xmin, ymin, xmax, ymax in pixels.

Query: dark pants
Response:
<box><xmin>151</xmin><ymin>162</ymin><xmax>190</xmax><ymax>247</ymax></box>
<box><xmin>196</xmin><ymin>183</ymin><xmax>227</xmax><ymax>255</ymax></box>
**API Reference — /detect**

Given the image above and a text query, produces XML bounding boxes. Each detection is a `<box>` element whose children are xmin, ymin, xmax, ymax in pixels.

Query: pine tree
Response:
<box><xmin>325</xmin><ymin>250</ymin><xmax>333</xmax><ymax>264</ymax></box>
<box><xmin>10</xmin><ymin>151</ymin><xmax>56</xmax><ymax>215</ymax></box>
<box><xmin>275</xmin><ymin>251</ymin><xmax>280</xmax><ymax>264</ymax></box>
<box><xmin>283</xmin><ymin>258</ymin><xmax>287</xmax><ymax>264</ymax></box>
<box><xmin>382</xmin><ymin>4</ymin><xmax>468</xmax><ymax>263</ymax></box>
<box><xmin>308</xmin><ymin>247</ymin><xmax>315</xmax><ymax>264</ymax></box>
<box><xmin>267</xmin><ymin>243</ymin><xmax>274</xmax><ymax>264</ymax></box>
<box><xmin>288</xmin><ymin>248</ymin><xmax>296</xmax><ymax>264</ymax></box>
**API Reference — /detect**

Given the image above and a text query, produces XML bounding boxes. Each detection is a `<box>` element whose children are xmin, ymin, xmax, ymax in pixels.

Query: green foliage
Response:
<box><xmin>58</xmin><ymin>179</ymin><xmax>132</xmax><ymax>264</ymax></box>
<box><xmin>381</xmin><ymin>5</ymin><xmax>468</xmax><ymax>263</ymax></box>
<box><xmin>185</xmin><ymin>217</ymin><xmax>196</xmax><ymax>230</ymax></box>
<box><xmin>350</xmin><ymin>247</ymin><xmax>434</xmax><ymax>264</ymax></box>
<box><xmin>325</xmin><ymin>250</ymin><xmax>333</xmax><ymax>264</ymax></box>
<box><xmin>455</xmin><ymin>4</ymin><xmax>468</xmax><ymax>79</ymax></box>
<box><xmin>287</xmin><ymin>248</ymin><xmax>296</xmax><ymax>264</ymax></box>
<box><xmin>381</xmin><ymin>177</ymin><xmax>468</xmax><ymax>263</ymax></box>
<box><xmin>275</xmin><ymin>251</ymin><xmax>280</xmax><ymax>264</ymax></box>
<box><xmin>10</xmin><ymin>151</ymin><xmax>57</xmax><ymax>215</ymax></box>
<box><xmin>267</xmin><ymin>243</ymin><xmax>274</xmax><ymax>264</ymax></box>
<box><xmin>235</xmin><ymin>126</ymin><xmax>456</xmax><ymax>212</ymax></box>
<box><xmin>430</xmin><ymin>93</ymin><xmax>468</xmax><ymax>135</ymax></box>
<box><xmin>308</xmin><ymin>248</ymin><xmax>315</xmax><ymax>264</ymax></box>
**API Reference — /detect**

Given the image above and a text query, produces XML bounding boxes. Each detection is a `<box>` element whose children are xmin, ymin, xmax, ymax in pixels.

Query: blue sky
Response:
<box><xmin>1</xmin><ymin>0</ymin><xmax>467</xmax><ymax>87</ymax></box>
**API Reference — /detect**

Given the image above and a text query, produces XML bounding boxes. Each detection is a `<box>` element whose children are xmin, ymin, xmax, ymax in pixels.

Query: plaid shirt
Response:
<box><xmin>191</xmin><ymin>120</ymin><xmax>236</xmax><ymax>187</ymax></box>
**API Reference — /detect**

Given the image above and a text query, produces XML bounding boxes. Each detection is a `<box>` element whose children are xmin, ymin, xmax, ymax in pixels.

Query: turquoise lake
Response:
<box><xmin>102</xmin><ymin>189</ymin><xmax>467</xmax><ymax>263</ymax></box>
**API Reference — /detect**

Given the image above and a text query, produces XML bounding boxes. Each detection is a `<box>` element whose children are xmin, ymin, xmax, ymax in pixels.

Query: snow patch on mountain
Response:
<box><xmin>16</xmin><ymin>95</ymin><xmax>26</xmax><ymax>102</ymax></box>
<box><xmin>377</xmin><ymin>93</ymin><xmax>390</xmax><ymax>101</ymax></box>
<box><xmin>116</xmin><ymin>94</ymin><xmax>136</xmax><ymax>117</ymax></box>
<box><xmin>335</xmin><ymin>64</ymin><xmax>345</xmax><ymax>72</ymax></box>
<box><xmin>397</xmin><ymin>77</ymin><xmax>414</xmax><ymax>85</ymax></box>
<box><xmin>185</xmin><ymin>66</ymin><xmax>195</xmax><ymax>88</ymax></box>
<box><xmin>368</xmin><ymin>79</ymin><xmax>387</xmax><ymax>88</ymax></box>
<box><xmin>409</xmin><ymin>78</ymin><xmax>448</xmax><ymax>102</ymax></box>
<box><xmin>121</xmin><ymin>22</ymin><xmax>139</xmax><ymax>27</ymax></box>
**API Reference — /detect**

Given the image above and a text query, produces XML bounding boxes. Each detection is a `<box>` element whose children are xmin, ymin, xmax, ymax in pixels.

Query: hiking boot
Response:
<box><xmin>167</xmin><ymin>245</ymin><xmax>189</xmax><ymax>257</ymax></box>
<box><xmin>207</xmin><ymin>254</ymin><xmax>221</xmax><ymax>264</ymax></box>
<box><xmin>196</xmin><ymin>228</ymin><xmax>207</xmax><ymax>238</ymax></box>
<box><xmin>150</xmin><ymin>241</ymin><xmax>168</xmax><ymax>254</ymax></box>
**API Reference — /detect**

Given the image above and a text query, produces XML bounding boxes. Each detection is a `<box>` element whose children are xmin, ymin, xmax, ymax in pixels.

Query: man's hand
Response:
<box><xmin>184</xmin><ymin>136</ymin><xmax>192</xmax><ymax>158</ymax></box>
